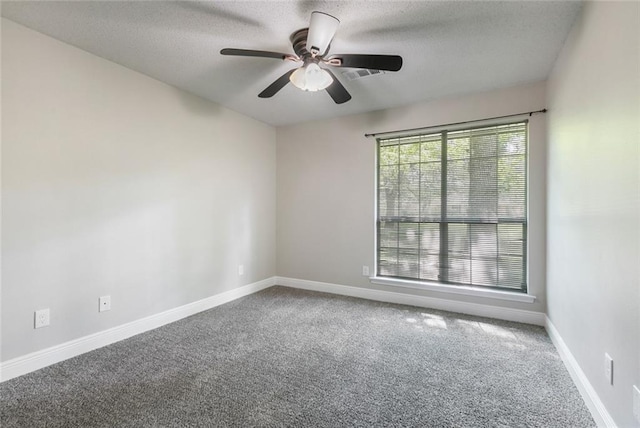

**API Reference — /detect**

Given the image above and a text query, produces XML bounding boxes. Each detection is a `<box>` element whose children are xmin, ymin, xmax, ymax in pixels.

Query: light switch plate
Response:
<box><xmin>99</xmin><ymin>295</ymin><xmax>111</xmax><ymax>312</ymax></box>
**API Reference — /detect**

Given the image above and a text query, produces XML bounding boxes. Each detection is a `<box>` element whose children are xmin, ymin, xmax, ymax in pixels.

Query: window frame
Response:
<box><xmin>373</xmin><ymin>120</ymin><xmax>531</xmax><ymax>298</ymax></box>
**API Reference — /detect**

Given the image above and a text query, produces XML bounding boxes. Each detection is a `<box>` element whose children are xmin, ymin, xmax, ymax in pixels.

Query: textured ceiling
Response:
<box><xmin>1</xmin><ymin>1</ymin><xmax>582</xmax><ymax>126</ymax></box>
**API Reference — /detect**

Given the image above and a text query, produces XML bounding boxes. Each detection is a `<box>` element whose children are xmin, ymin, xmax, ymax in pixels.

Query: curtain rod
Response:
<box><xmin>364</xmin><ymin>108</ymin><xmax>547</xmax><ymax>138</ymax></box>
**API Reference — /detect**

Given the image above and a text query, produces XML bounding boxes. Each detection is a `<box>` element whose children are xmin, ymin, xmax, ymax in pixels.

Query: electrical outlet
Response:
<box><xmin>34</xmin><ymin>309</ymin><xmax>50</xmax><ymax>329</ymax></box>
<box><xmin>99</xmin><ymin>295</ymin><xmax>111</xmax><ymax>312</ymax></box>
<box><xmin>633</xmin><ymin>385</ymin><xmax>640</xmax><ymax>424</ymax></box>
<box><xmin>604</xmin><ymin>353</ymin><xmax>613</xmax><ymax>385</ymax></box>
<box><xmin>362</xmin><ymin>266</ymin><xmax>370</xmax><ymax>276</ymax></box>
<box><xmin>238</xmin><ymin>265</ymin><xmax>244</xmax><ymax>276</ymax></box>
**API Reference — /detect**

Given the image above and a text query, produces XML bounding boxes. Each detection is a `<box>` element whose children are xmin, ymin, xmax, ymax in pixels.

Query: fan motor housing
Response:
<box><xmin>291</xmin><ymin>28</ymin><xmax>313</xmax><ymax>59</ymax></box>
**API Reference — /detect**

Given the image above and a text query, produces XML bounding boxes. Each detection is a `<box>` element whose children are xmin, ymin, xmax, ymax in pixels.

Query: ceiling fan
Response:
<box><xmin>220</xmin><ymin>11</ymin><xmax>403</xmax><ymax>104</ymax></box>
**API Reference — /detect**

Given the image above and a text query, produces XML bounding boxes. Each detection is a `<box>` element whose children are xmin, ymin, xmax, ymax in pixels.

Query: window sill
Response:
<box><xmin>369</xmin><ymin>277</ymin><xmax>536</xmax><ymax>303</ymax></box>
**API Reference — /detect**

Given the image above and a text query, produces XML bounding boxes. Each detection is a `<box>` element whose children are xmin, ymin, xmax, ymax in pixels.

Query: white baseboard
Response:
<box><xmin>0</xmin><ymin>277</ymin><xmax>276</xmax><ymax>382</ymax></box>
<box><xmin>2</xmin><ymin>276</ymin><xmax>612</xmax><ymax>427</ymax></box>
<box><xmin>545</xmin><ymin>317</ymin><xmax>616</xmax><ymax>428</ymax></box>
<box><xmin>275</xmin><ymin>276</ymin><xmax>546</xmax><ymax>326</ymax></box>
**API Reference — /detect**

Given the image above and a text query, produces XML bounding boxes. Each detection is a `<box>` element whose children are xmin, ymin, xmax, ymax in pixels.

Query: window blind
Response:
<box><xmin>377</xmin><ymin>121</ymin><xmax>527</xmax><ymax>291</ymax></box>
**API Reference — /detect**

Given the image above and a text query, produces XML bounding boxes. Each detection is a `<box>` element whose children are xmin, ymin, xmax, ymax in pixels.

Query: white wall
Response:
<box><xmin>546</xmin><ymin>2</ymin><xmax>640</xmax><ymax>427</ymax></box>
<box><xmin>6</xmin><ymin>8</ymin><xmax>638</xmax><ymax>425</ymax></box>
<box><xmin>277</xmin><ymin>82</ymin><xmax>547</xmax><ymax>314</ymax></box>
<box><xmin>1</xmin><ymin>19</ymin><xmax>276</xmax><ymax>361</ymax></box>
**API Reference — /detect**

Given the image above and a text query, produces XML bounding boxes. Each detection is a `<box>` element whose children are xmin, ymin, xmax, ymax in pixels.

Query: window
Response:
<box><xmin>376</xmin><ymin>121</ymin><xmax>527</xmax><ymax>292</ymax></box>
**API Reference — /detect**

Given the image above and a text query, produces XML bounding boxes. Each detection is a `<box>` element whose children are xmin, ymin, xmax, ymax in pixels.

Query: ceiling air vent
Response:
<box><xmin>341</xmin><ymin>69</ymin><xmax>387</xmax><ymax>81</ymax></box>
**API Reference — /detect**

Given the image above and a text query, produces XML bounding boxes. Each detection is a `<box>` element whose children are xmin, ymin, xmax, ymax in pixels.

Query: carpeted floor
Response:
<box><xmin>1</xmin><ymin>286</ymin><xmax>594</xmax><ymax>427</ymax></box>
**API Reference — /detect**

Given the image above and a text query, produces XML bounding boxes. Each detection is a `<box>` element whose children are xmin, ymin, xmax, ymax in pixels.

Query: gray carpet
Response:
<box><xmin>1</xmin><ymin>286</ymin><xmax>594</xmax><ymax>427</ymax></box>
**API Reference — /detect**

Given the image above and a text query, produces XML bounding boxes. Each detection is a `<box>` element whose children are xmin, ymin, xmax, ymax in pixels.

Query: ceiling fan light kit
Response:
<box><xmin>220</xmin><ymin>11</ymin><xmax>403</xmax><ymax>104</ymax></box>
<box><xmin>290</xmin><ymin>63</ymin><xmax>333</xmax><ymax>91</ymax></box>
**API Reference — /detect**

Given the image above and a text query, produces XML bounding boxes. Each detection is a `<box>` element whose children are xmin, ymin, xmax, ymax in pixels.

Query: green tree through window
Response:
<box><xmin>377</xmin><ymin>122</ymin><xmax>527</xmax><ymax>291</ymax></box>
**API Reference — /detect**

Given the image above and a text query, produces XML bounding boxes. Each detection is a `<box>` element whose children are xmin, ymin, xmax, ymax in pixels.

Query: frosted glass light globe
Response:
<box><xmin>290</xmin><ymin>63</ymin><xmax>333</xmax><ymax>92</ymax></box>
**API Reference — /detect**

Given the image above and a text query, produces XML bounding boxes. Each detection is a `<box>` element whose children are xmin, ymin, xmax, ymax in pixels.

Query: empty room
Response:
<box><xmin>1</xmin><ymin>1</ymin><xmax>638</xmax><ymax>427</ymax></box>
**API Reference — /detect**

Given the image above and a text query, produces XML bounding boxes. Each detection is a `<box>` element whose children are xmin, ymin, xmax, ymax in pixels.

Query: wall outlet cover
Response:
<box><xmin>34</xmin><ymin>308</ymin><xmax>50</xmax><ymax>329</ymax></box>
<box><xmin>604</xmin><ymin>353</ymin><xmax>613</xmax><ymax>385</ymax></box>
<box><xmin>362</xmin><ymin>266</ymin><xmax>370</xmax><ymax>276</ymax></box>
<box><xmin>633</xmin><ymin>385</ymin><xmax>640</xmax><ymax>424</ymax></box>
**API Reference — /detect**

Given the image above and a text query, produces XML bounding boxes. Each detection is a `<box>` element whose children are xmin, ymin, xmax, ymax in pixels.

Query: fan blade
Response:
<box><xmin>327</xmin><ymin>54</ymin><xmax>403</xmax><ymax>72</ymax></box>
<box><xmin>258</xmin><ymin>68</ymin><xmax>297</xmax><ymax>98</ymax></box>
<box><xmin>306</xmin><ymin>11</ymin><xmax>340</xmax><ymax>56</ymax></box>
<box><xmin>220</xmin><ymin>48</ymin><xmax>293</xmax><ymax>60</ymax></box>
<box><xmin>324</xmin><ymin>69</ymin><xmax>351</xmax><ymax>104</ymax></box>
